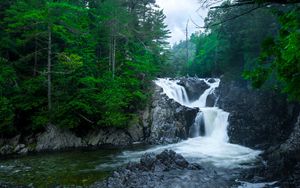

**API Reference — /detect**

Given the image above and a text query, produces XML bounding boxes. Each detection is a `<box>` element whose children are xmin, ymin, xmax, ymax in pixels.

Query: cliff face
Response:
<box><xmin>215</xmin><ymin>78</ymin><xmax>300</xmax><ymax>185</ymax></box>
<box><xmin>216</xmin><ymin>79</ymin><xmax>299</xmax><ymax>149</ymax></box>
<box><xmin>147</xmin><ymin>85</ymin><xmax>198</xmax><ymax>144</ymax></box>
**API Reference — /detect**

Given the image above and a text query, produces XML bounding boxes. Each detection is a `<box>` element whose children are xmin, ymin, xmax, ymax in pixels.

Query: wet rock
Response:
<box><xmin>147</xmin><ymin>85</ymin><xmax>198</xmax><ymax>144</ymax></box>
<box><xmin>207</xmin><ymin>78</ymin><xmax>216</xmax><ymax>83</ymax></box>
<box><xmin>280</xmin><ymin>113</ymin><xmax>300</xmax><ymax>152</ymax></box>
<box><xmin>91</xmin><ymin>150</ymin><xmax>209</xmax><ymax>188</ymax></box>
<box><xmin>140</xmin><ymin>153</ymin><xmax>156</xmax><ymax>170</ymax></box>
<box><xmin>85</xmin><ymin>128</ymin><xmax>132</xmax><ymax>147</ymax></box>
<box><xmin>257</xmin><ymin>113</ymin><xmax>300</xmax><ymax>186</ymax></box>
<box><xmin>90</xmin><ymin>150</ymin><xmax>238</xmax><ymax>188</ymax></box>
<box><xmin>216</xmin><ymin>79</ymin><xmax>299</xmax><ymax>149</ymax></box>
<box><xmin>36</xmin><ymin>124</ymin><xmax>83</xmax><ymax>151</ymax></box>
<box><xmin>14</xmin><ymin>144</ymin><xmax>25</xmax><ymax>153</ymax></box>
<box><xmin>18</xmin><ymin>147</ymin><xmax>29</xmax><ymax>155</ymax></box>
<box><xmin>178</xmin><ymin>78</ymin><xmax>210</xmax><ymax>102</ymax></box>
<box><xmin>0</xmin><ymin>145</ymin><xmax>13</xmax><ymax>155</ymax></box>
<box><xmin>206</xmin><ymin>93</ymin><xmax>217</xmax><ymax>107</ymax></box>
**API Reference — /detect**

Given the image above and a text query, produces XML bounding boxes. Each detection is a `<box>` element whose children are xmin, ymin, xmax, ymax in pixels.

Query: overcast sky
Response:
<box><xmin>156</xmin><ymin>0</ymin><xmax>208</xmax><ymax>45</ymax></box>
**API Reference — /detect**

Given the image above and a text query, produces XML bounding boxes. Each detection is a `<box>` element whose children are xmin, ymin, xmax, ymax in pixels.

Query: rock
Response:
<box><xmin>18</xmin><ymin>147</ymin><xmax>29</xmax><ymax>155</ymax></box>
<box><xmin>14</xmin><ymin>144</ymin><xmax>25</xmax><ymax>153</ymax></box>
<box><xmin>85</xmin><ymin>128</ymin><xmax>132</xmax><ymax>147</ymax></box>
<box><xmin>140</xmin><ymin>153</ymin><xmax>156</xmax><ymax>170</ymax></box>
<box><xmin>24</xmin><ymin>135</ymin><xmax>35</xmax><ymax>145</ymax></box>
<box><xmin>127</xmin><ymin>120</ymin><xmax>144</xmax><ymax>142</ymax></box>
<box><xmin>206</xmin><ymin>93</ymin><xmax>217</xmax><ymax>107</ymax></box>
<box><xmin>147</xmin><ymin>85</ymin><xmax>198</xmax><ymax>144</ymax></box>
<box><xmin>36</xmin><ymin>124</ymin><xmax>83</xmax><ymax>151</ymax></box>
<box><xmin>0</xmin><ymin>145</ymin><xmax>13</xmax><ymax>155</ymax></box>
<box><xmin>8</xmin><ymin>135</ymin><xmax>21</xmax><ymax>147</ymax></box>
<box><xmin>257</xmin><ymin>113</ymin><xmax>300</xmax><ymax>186</ymax></box>
<box><xmin>91</xmin><ymin>150</ymin><xmax>209</xmax><ymax>188</ymax></box>
<box><xmin>216</xmin><ymin>78</ymin><xmax>299</xmax><ymax>148</ymax></box>
<box><xmin>207</xmin><ymin>78</ymin><xmax>216</xmax><ymax>83</ymax></box>
<box><xmin>280</xmin><ymin>113</ymin><xmax>300</xmax><ymax>152</ymax></box>
<box><xmin>178</xmin><ymin>77</ymin><xmax>210</xmax><ymax>102</ymax></box>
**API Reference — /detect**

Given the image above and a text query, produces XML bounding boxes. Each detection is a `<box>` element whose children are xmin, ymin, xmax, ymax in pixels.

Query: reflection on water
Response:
<box><xmin>0</xmin><ymin>146</ymin><xmax>148</xmax><ymax>187</ymax></box>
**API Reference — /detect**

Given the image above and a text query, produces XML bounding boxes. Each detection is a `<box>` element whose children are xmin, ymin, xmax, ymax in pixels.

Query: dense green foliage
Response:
<box><xmin>244</xmin><ymin>7</ymin><xmax>300</xmax><ymax>101</ymax></box>
<box><xmin>182</xmin><ymin>1</ymin><xmax>299</xmax><ymax>101</ymax></box>
<box><xmin>187</xmin><ymin>3</ymin><xmax>278</xmax><ymax>79</ymax></box>
<box><xmin>165</xmin><ymin>40</ymin><xmax>195</xmax><ymax>77</ymax></box>
<box><xmin>0</xmin><ymin>0</ymin><xmax>169</xmax><ymax>135</ymax></box>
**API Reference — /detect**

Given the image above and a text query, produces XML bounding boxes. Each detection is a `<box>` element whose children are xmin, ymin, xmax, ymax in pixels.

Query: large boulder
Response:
<box><xmin>91</xmin><ymin>150</ymin><xmax>237</xmax><ymax>188</ymax></box>
<box><xmin>147</xmin><ymin>85</ymin><xmax>198</xmax><ymax>144</ymax></box>
<box><xmin>216</xmin><ymin>78</ymin><xmax>299</xmax><ymax>149</ymax></box>
<box><xmin>258</xmin><ymin>113</ymin><xmax>300</xmax><ymax>186</ymax></box>
<box><xmin>0</xmin><ymin>145</ymin><xmax>13</xmax><ymax>155</ymax></box>
<box><xmin>91</xmin><ymin>150</ymin><xmax>204</xmax><ymax>188</ymax></box>
<box><xmin>36</xmin><ymin>124</ymin><xmax>83</xmax><ymax>151</ymax></box>
<box><xmin>84</xmin><ymin>128</ymin><xmax>132</xmax><ymax>147</ymax></box>
<box><xmin>178</xmin><ymin>77</ymin><xmax>210</xmax><ymax>102</ymax></box>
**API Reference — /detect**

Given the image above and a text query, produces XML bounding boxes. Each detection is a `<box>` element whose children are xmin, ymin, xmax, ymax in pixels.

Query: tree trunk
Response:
<box><xmin>186</xmin><ymin>19</ymin><xmax>189</xmax><ymax>65</ymax></box>
<box><xmin>112</xmin><ymin>35</ymin><xmax>116</xmax><ymax>79</ymax></box>
<box><xmin>33</xmin><ymin>36</ymin><xmax>38</xmax><ymax>76</ymax></box>
<box><xmin>47</xmin><ymin>25</ymin><xmax>52</xmax><ymax>112</ymax></box>
<box><xmin>109</xmin><ymin>37</ymin><xmax>112</xmax><ymax>72</ymax></box>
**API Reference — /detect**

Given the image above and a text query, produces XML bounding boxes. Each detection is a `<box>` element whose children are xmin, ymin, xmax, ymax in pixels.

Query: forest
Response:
<box><xmin>170</xmin><ymin>0</ymin><xmax>300</xmax><ymax>100</ymax></box>
<box><xmin>0</xmin><ymin>0</ymin><xmax>299</xmax><ymax>136</ymax></box>
<box><xmin>0</xmin><ymin>0</ymin><xmax>300</xmax><ymax>187</ymax></box>
<box><xmin>0</xmin><ymin>0</ymin><xmax>170</xmax><ymax>135</ymax></box>
<box><xmin>0</xmin><ymin>0</ymin><xmax>298</xmax><ymax>135</ymax></box>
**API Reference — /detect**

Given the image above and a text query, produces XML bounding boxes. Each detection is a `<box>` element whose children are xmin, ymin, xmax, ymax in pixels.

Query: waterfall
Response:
<box><xmin>112</xmin><ymin>78</ymin><xmax>261</xmax><ymax>169</ymax></box>
<box><xmin>155</xmin><ymin>78</ymin><xmax>228</xmax><ymax>141</ymax></box>
<box><xmin>189</xmin><ymin>112</ymin><xmax>204</xmax><ymax>138</ymax></box>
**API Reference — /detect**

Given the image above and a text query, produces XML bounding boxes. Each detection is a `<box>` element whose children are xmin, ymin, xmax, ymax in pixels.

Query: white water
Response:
<box><xmin>101</xmin><ymin>78</ymin><xmax>261</xmax><ymax>169</ymax></box>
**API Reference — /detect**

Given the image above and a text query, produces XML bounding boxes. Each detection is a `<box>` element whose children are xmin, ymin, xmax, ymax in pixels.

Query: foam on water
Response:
<box><xmin>101</xmin><ymin>78</ymin><xmax>261</xmax><ymax>169</ymax></box>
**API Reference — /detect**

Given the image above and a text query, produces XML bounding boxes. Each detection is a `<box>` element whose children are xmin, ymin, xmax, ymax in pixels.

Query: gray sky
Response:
<box><xmin>156</xmin><ymin>0</ymin><xmax>208</xmax><ymax>45</ymax></box>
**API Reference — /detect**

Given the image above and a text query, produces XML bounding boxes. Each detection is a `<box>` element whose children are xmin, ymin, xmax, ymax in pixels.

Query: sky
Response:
<box><xmin>156</xmin><ymin>0</ymin><xmax>208</xmax><ymax>45</ymax></box>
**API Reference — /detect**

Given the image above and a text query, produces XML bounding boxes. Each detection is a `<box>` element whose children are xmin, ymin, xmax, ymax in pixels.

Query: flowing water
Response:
<box><xmin>114</xmin><ymin>78</ymin><xmax>261</xmax><ymax>169</ymax></box>
<box><xmin>0</xmin><ymin>77</ymin><xmax>262</xmax><ymax>187</ymax></box>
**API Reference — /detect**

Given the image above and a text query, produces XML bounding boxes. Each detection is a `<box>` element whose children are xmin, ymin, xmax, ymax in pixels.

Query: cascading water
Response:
<box><xmin>101</xmin><ymin>78</ymin><xmax>261</xmax><ymax>169</ymax></box>
<box><xmin>189</xmin><ymin>112</ymin><xmax>204</xmax><ymax>138</ymax></box>
<box><xmin>155</xmin><ymin>78</ymin><xmax>228</xmax><ymax>141</ymax></box>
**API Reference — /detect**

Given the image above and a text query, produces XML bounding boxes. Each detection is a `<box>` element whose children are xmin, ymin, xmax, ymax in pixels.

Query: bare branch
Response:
<box><xmin>76</xmin><ymin>113</ymin><xmax>95</xmax><ymax>124</ymax></box>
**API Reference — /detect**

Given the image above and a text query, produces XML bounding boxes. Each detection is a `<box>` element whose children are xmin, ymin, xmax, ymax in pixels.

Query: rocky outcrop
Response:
<box><xmin>84</xmin><ymin>128</ymin><xmax>132</xmax><ymax>147</ymax></box>
<box><xmin>0</xmin><ymin>134</ymin><xmax>32</xmax><ymax>155</ymax></box>
<box><xmin>91</xmin><ymin>150</ymin><xmax>234</xmax><ymax>188</ymax></box>
<box><xmin>36</xmin><ymin>124</ymin><xmax>84</xmax><ymax>151</ymax></box>
<box><xmin>178</xmin><ymin>77</ymin><xmax>209</xmax><ymax>102</ymax></box>
<box><xmin>258</xmin><ymin>113</ymin><xmax>300</xmax><ymax>186</ymax></box>
<box><xmin>147</xmin><ymin>85</ymin><xmax>198</xmax><ymax>144</ymax></box>
<box><xmin>216</xmin><ymin>79</ymin><xmax>299</xmax><ymax>149</ymax></box>
<box><xmin>214</xmin><ymin>78</ymin><xmax>300</xmax><ymax>187</ymax></box>
<box><xmin>280</xmin><ymin>113</ymin><xmax>300</xmax><ymax>153</ymax></box>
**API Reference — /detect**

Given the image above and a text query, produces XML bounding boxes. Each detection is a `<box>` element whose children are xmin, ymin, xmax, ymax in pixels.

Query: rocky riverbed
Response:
<box><xmin>91</xmin><ymin>150</ymin><xmax>240</xmax><ymax>188</ymax></box>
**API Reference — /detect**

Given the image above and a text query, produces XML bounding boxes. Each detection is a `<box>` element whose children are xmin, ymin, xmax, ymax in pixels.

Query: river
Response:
<box><xmin>0</xmin><ymin>78</ymin><xmax>265</xmax><ymax>187</ymax></box>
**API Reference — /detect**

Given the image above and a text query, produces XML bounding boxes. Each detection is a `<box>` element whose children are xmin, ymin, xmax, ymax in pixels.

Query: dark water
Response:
<box><xmin>0</xmin><ymin>147</ymin><xmax>147</xmax><ymax>187</ymax></box>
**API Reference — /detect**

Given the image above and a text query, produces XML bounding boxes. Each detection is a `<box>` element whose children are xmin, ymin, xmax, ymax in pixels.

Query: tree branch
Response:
<box><xmin>198</xmin><ymin>4</ymin><xmax>267</xmax><ymax>29</ymax></box>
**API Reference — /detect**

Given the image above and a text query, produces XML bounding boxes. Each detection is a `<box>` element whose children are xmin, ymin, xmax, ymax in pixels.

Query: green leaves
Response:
<box><xmin>0</xmin><ymin>97</ymin><xmax>15</xmax><ymax>133</ymax></box>
<box><xmin>0</xmin><ymin>0</ymin><xmax>169</xmax><ymax>134</ymax></box>
<box><xmin>244</xmin><ymin>7</ymin><xmax>300</xmax><ymax>101</ymax></box>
